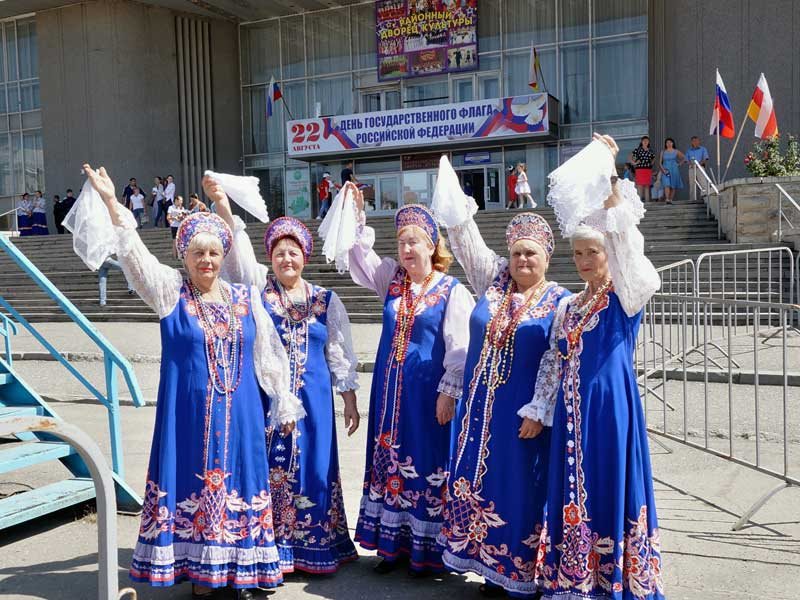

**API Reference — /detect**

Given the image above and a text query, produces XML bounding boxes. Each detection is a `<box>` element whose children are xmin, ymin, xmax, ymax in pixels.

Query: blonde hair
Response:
<box><xmin>432</xmin><ymin>236</ymin><xmax>453</xmax><ymax>273</ymax></box>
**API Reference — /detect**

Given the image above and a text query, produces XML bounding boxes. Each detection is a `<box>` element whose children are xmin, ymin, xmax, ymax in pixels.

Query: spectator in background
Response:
<box><xmin>651</xmin><ymin>171</ymin><xmax>665</xmax><ymax>201</ymax></box>
<box><xmin>122</xmin><ymin>178</ymin><xmax>138</xmax><ymax>210</ymax></box>
<box><xmin>151</xmin><ymin>176</ymin><xmax>166</xmax><ymax>227</ymax></box>
<box><xmin>506</xmin><ymin>165</ymin><xmax>518</xmax><ymax>209</ymax></box>
<box><xmin>163</xmin><ymin>175</ymin><xmax>176</xmax><ymax>227</ymax></box>
<box><xmin>17</xmin><ymin>193</ymin><xmax>33</xmax><ymax>236</ymax></box>
<box><xmin>623</xmin><ymin>162</ymin><xmax>636</xmax><ymax>182</ymax></box>
<box><xmin>514</xmin><ymin>162</ymin><xmax>536</xmax><ymax>208</ymax></box>
<box><xmin>317</xmin><ymin>172</ymin><xmax>333</xmax><ymax>220</ymax></box>
<box><xmin>130</xmin><ymin>185</ymin><xmax>146</xmax><ymax>228</ymax></box>
<box><xmin>167</xmin><ymin>195</ymin><xmax>187</xmax><ymax>258</ymax></box>
<box><xmin>97</xmin><ymin>255</ymin><xmax>134</xmax><ymax>306</ymax></box>
<box><xmin>53</xmin><ymin>194</ymin><xmax>67</xmax><ymax>234</ymax></box>
<box><xmin>658</xmin><ymin>137</ymin><xmax>686</xmax><ymax>205</ymax></box>
<box><xmin>630</xmin><ymin>135</ymin><xmax>655</xmax><ymax>203</ymax></box>
<box><xmin>32</xmin><ymin>190</ymin><xmax>49</xmax><ymax>235</ymax></box>
<box><xmin>685</xmin><ymin>136</ymin><xmax>710</xmax><ymax>201</ymax></box>
<box><xmin>188</xmin><ymin>192</ymin><xmax>208</xmax><ymax>214</ymax></box>
<box><xmin>340</xmin><ymin>161</ymin><xmax>356</xmax><ymax>187</ymax></box>
<box><xmin>63</xmin><ymin>189</ymin><xmax>77</xmax><ymax>213</ymax></box>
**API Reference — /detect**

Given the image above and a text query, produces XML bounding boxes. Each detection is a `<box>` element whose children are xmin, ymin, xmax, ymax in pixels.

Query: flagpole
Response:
<box><xmin>283</xmin><ymin>99</ymin><xmax>295</xmax><ymax>122</ymax></box>
<box><xmin>722</xmin><ymin>112</ymin><xmax>750</xmax><ymax>183</ymax></box>
<box><xmin>716</xmin><ymin>128</ymin><xmax>720</xmax><ymax>186</ymax></box>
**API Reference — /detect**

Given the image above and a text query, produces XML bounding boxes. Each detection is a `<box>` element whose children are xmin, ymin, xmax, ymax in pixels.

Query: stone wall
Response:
<box><xmin>717</xmin><ymin>177</ymin><xmax>800</xmax><ymax>244</ymax></box>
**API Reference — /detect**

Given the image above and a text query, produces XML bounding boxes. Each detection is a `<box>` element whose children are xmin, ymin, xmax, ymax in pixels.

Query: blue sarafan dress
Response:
<box><xmin>17</xmin><ymin>200</ymin><xmax>33</xmax><ymax>236</ymax></box>
<box><xmin>99</xmin><ymin>215</ymin><xmax>305</xmax><ymax>590</ymax></box>
<box><xmin>347</xmin><ymin>211</ymin><xmax>474</xmax><ymax>571</ymax></box>
<box><xmin>521</xmin><ymin>187</ymin><xmax>665</xmax><ymax>600</ymax></box>
<box><xmin>261</xmin><ymin>276</ymin><xmax>359</xmax><ymax>573</ymax></box>
<box><xmin>221</xmin><ymin>219</ymin><xmax>360</xmax><ymax>575</ymax></box>
<box><xmin>435</xmin><ymin>211</ymin><xmax>568</xmax><ymax>597</ymax></box>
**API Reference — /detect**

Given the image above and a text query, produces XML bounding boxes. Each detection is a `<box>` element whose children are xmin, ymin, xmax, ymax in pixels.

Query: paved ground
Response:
<box><xmin>1</xmin><ymin>322</ymin><xmax>798</xmax><ymax>599</ymax></box>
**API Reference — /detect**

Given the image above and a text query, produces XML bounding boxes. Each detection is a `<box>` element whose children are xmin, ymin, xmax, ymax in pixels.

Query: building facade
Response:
<box><xmin>0</xmin><ymin>0</ymin><xmax>797</xmax><ymax>228</ymax></box>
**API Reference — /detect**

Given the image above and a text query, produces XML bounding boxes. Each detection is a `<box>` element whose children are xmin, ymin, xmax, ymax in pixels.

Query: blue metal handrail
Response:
<box><xmin>0</xmin><ymin>312</ymin><xmax>17</xmax><ymax>365</ymax></box>
<box><xmin>0</xmin><ymin>234</ymin><xmax>145</xmax><ymax>482</ymax></box>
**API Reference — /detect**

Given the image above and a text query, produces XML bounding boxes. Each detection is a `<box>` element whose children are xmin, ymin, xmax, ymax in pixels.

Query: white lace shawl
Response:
<box><xmin>222</xmin><ymin>216</ymin><xmax>359</xmax><ymax>392</ymax></box>
<box><xmin>348</xmin><ymin>210</ymin><xmax>474</xmax><ymax>398</ymax></box>
<box><xmin>516</xmin><ymin>295</ymin><xmax>570</xmax><ymax>426</ymax></box>
<box><xmin>110</xmin><ymin>207</ymin><xmax>305</xmax><ymax>425</ymax></box>
<box><xmin>446</xmin><ymin>218</ymin><xmax>507</xmax><ymax>298</ymax></box>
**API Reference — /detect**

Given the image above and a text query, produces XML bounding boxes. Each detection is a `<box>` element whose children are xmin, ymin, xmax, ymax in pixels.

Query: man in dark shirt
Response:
<box><xmin>122</xmin><ymin>178</ymin><xmax>138</xmax><ymax>210</ymax></box>
<box><xmin>340</xmin><ymin>161</ymin><xmax>356</xmax><ymax>187</ymax></box>
<box><xmin>52</xmin><ymin>194</ymin><xmax>66</xmax><ymax>234</ymax></box>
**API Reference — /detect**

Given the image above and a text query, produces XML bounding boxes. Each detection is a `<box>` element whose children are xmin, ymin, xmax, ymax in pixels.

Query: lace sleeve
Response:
<box><xmin>437</xmin><ymin>283</ymin><xmax>475</xmax><ymax>399</ymax></box>
<box><xmin>447</xmin><ymin>218</ymin><xmax>506</xmax><ymax>297</ymax></box>
<box><xmin>347</xmin><ymin>211</ymin><xmax>399</xmax><ymax>298</ymax></box>
<box><xmin>251</xmin><ymin>286</ymin><xmax>306</xmax><ymax>426</ymax></box>
<box><xmin>114</xmin><ymin>219</ymin><xmax>182</xmax><ymax>319</ymax></box>
<box><xmin>221</xmin><ymin>215</ymin><xmax>269</xmax><ymax>290</ymax></box>
<box><xmin>325</xmin><ymin>292</ymin><xmax>359</xmax><ymax>393</ymax></box>
<box><xmin>584</xmin><ymin>180</ymin><xmax>660</xmax><ymax>317</ymax></box>
<box><xmin>517</xmin><ymin>295</ymin><xmax>570</xmax><ymax>426</ymax></box>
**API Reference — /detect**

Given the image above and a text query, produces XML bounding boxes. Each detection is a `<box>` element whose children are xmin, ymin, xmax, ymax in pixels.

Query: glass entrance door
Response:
<box><xmin>457</xmin><ymin>166</ymin><xmax>503</xmax><ymax>211</ymax></box>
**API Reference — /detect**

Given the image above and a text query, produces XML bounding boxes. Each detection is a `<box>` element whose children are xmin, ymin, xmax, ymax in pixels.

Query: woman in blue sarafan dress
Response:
<box><xmin>77</xmin><ymin>165</ymin><xmax>305</xmax><ymax>600</ymax></box>
<box><xmin>207</xmin><ymin>176</ymin><xmax>361</xmax><ymax>576</ymax></box>
<box><xmin>520</xmin><ymin>134</ymin><xmax>665</xmax><ymax>600</ymax></box>
<box><xmin>346</xmin><ymin>186</ymin><xmax>474</xmax><ymax>575</ymax></box>
<box><xmin>16</xmin><ymin>193</ymin><xmax>33</xmax><ymax>236</ymax></box>
<box><xmin>430</xmin><ymin>157</ymin><xmax>570</xmax><ymax>598</ymax></box>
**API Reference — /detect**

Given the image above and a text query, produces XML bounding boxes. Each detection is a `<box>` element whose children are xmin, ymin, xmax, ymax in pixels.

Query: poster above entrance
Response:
<box><xmin>376</xmin><ymin>0</ymin><xmax>478</xmax><ymax>81</ymax></box>
<box><xmin>287</xmin><ymin>94</ymin><xmax>554</xmax><ymax>158</ymax></box>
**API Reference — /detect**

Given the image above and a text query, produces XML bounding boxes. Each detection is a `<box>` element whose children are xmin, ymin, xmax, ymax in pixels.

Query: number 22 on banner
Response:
<box><xmin>291</xmin><ymin>122</ymin><xmax>321</xmax><ymax>144</ymax></box>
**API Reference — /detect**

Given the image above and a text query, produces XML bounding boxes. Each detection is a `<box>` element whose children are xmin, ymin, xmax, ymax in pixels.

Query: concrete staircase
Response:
<box><xmin>0</xmin><ymin>201</ymin><xmax>784</xmax><ymax>323</ymax></box>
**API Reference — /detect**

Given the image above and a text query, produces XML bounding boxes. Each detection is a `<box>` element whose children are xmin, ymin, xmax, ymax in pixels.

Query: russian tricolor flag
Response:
<box><xmin>709</xmin><ymin>69</ymin><xmax>735</xmax><ymax>138</ymax></box>
<box><xmin>266</xmin><ymin>76</ymin><xmax>283</xmax><ymax>118</ymax></box>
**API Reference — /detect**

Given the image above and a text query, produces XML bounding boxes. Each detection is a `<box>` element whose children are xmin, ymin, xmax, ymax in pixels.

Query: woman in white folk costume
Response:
<box><xmin>205</xmin><ymin>175</ymin><xmax>361</xmax><ymax>575</ymax></box>
<box><xmin>339</xmin><ymin>183</ymin><xmax>474</xmax><ymax>575</ymax></box>
<box><xmin>430</xmin><ymin>157</ymin><xmax>570</xmax><ymax>597</ymax></box>
<box><xmin>75</xmin><ymin>165</ymin><xmax>305</xmax><ymax>600</ymax></box>
<box><xmin>520</xmin><ymin>134</ymin><xmax>665</xmax><ymax>599</ymax></box>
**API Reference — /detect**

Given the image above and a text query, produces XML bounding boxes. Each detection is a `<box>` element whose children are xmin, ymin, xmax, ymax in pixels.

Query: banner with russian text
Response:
<box><xmin>376</xmin><ymin>0</ymin><xmax>478</xmax><ymax>81</ymax></box>
<box><xmin>287</xmin><ymin>94</ymin><xmax>550</xmax><ymax>158</ymax></box>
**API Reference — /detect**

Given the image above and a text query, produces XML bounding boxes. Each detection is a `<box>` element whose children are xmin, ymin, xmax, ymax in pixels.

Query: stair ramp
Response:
<box><xmin>0</xmin><ymin>234</ymin><xmax>145</xmax><ymax>531</ymax></box>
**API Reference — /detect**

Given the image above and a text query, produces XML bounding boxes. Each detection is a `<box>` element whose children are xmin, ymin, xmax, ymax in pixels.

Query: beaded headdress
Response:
<box><xmin>395</xmin><ymin>203</ymin><xmax>439</xmax><ymax>245</ymax></box>
<box><xmin>505</xmin><ymin>213</ymin><xmax>555</xmax><ymax>257</ymax></box>
<box><xmin>264</xmin><ymin>216</ymin><xmax>313</xmax><ymax>262</ymax></box>
<box><xmin>175</xmin><ymin>212</ymin><xmax>233</xmax><ymax>259</ymax></box>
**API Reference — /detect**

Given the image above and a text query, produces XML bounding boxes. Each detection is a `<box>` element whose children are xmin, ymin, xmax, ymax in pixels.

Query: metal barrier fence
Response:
<box><xmin>637</xmin><ymin>292</ymin><xmax>799</xmax><ymax>530</ymax></box>
<box><xmin>0</xmin><ymin>415</ymin><xmax>136</xmax><ymax>600</ymax></box>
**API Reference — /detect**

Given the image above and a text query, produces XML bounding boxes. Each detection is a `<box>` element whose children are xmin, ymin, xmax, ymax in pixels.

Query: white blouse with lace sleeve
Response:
<box><xmin>112</xmin><ymin>207</ymin><xmax>183</xmax><ymax>319</ymax></box>
<box><xmin>221</xmin><ymin>215</ymin><xmax>269</xmax><ymax>291</ymax></box>
<box><xmin>583</xmin><ymin>179</ymin><xmax>661</xmax><ymax>316</ymax></box>
<box><xmin>447</xmin><ymin>218</ymin><xmax>506</xmax><ymax>298</ymax></box>
<box><xmin>251</xmin><ymin>286</ymin><xmax>307</xmax><ymax>427</ymax></box>
<box><xmin>325</xmin><ymin>292</ymin><xmax>359</xmax><ymax>393</ymax></box>
<box><xmin>437</xmin><ymin>282</ymin><xmax>475</xmax><ymax>399</ymax></box>
<box><xmin>347</xmin><ymin>210</ymin><xmax>400</xmax><ymax>298</ymax></box>
<box><xmin>516</xmin><ymin>295</ymin><xmax>570</xmax><ymax>426</ymax></box>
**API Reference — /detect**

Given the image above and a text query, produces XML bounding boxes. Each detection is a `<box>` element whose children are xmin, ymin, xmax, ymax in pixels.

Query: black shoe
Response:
<box><xmin>373</xmin><ymin>559</ymin><xmax>398</xmax><ymax>575</ymax></box>
<box><xmin>191</xmin><ymin>584</ymin><xmax>216</xmax><ymax>599</ymax></box>
<box><xmin>233</xmin><ymin>589</ymin><xmax>255</xmax><ymax>600</ymax></box>
<box><xmin>407</xmin><ymin>567</ymin><xmax>430</xmax><ymax>579</ymax></box>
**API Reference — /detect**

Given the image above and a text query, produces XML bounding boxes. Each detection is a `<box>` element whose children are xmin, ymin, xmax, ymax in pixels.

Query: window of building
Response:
<box><xmin>307</xmin><ymin>8</ymin><xmax>350</xmax><ymax>76</ymax></box>
<box><xmin>593</xmin><ymin>34</ymin><xmax>647</xmax><ymax>121</ymax></box>
<box><xmin>310</xmin><ymin>76</ymin><xmax>352</xmax><ymax>117</ymax></box>
<box><xmin>352</xmin><ymin>3</ymin><xmax>377</xmax><ymax>71</ymax></box>
<box><xmin>504</xmin><ymin>0</ymin><xmax>556</xmax><ymax>50</ymax></box>
<box><xmin>477</xmin><ymin>0</ymin><xmax>501</xmax><ymax>52</ymax></box>
<box><xmin>594</xmin><ymin>0</ymin><xmax>647</xmax><ymax>37</ymax></box>
<box><xmin>404</xmin><ymin>78</ymin><xmax>448</xmax><ymax>107</ymax></box>
<box><xmin>281</xmin><ymin>16</ymin><xmax>305</xmax><ymax>79</ymax></box>
<box><xmin>561</xmin><ymin>0</ymin><xmax>589</xmax><ymax>41</ymax></box>
<box><xmin>241</xmin><ymin>20</ymin><xmax>279</xmax><ymax>85</ymax></box>
<box><xmin>560</xmin><ymin>43</ymin><xmax>590</xmax><ymax>124</ymax></box>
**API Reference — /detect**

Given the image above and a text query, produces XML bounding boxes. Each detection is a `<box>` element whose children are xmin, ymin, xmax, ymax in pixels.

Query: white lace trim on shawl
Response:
<box><xmin>251</xmin><ymin>288</ymin><xmax>306</xmax><ymax>426</ymax></box>
<box><xmin>430</xmin><ymin>154</ymin><xmax>479</xmax><ymax>229</ymax></box>
<box><xmin>547</xmin><ymin>139</ymin><xmax>614</xmax><ymax>239</ymax></box>
<box><xmin>517</xmin><ymin>295</ymin><xmax>571</xmax><ymax>426</ymax></box>
<box><xmin>221</xmin><ymin>215</ymin><xmax>269</xmax><ymax>291</ymax></box>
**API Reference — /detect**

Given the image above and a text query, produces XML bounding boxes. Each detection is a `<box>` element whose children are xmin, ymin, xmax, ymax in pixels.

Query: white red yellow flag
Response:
<box><xmin>747</xmin><ymin>73</ymin><xmax>778</xmax><ymax>139</ymax></box>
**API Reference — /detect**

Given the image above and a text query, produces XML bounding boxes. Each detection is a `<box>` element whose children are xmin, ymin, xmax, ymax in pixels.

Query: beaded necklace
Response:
<box><xmin>188</xmin><ymin>279</ymin><xmax>243</xmax><ymax>395</ymax></box>
<box><xmin>392</xmin><ymin>269</ymin><xmax>437</xmax><ymax>364</ymax></box>
<box><xmin>274</xmin><ymin>277</ymin><xmax>311</xmax><ymax>371</ymax></box>
<box><xmin>557</xmin><ymin>279</ymin><xmax>613</xmax><ymax>362</ymax></box>
<box><xmin>475</xmin><ymin>277</ymin><xmax>550</xmax><ymax>390</ymax></box>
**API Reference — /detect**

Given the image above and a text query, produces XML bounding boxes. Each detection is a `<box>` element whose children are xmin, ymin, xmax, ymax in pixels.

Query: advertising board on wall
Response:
<box><xmin>376</xmin><ymin>0</ymin><xmax>478</xmax><ymax>81</ymax></box>
<box><xmin>287</xmin><ymin>94</ymin><xmax>552</xmax><ymax>159</ymax></box>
